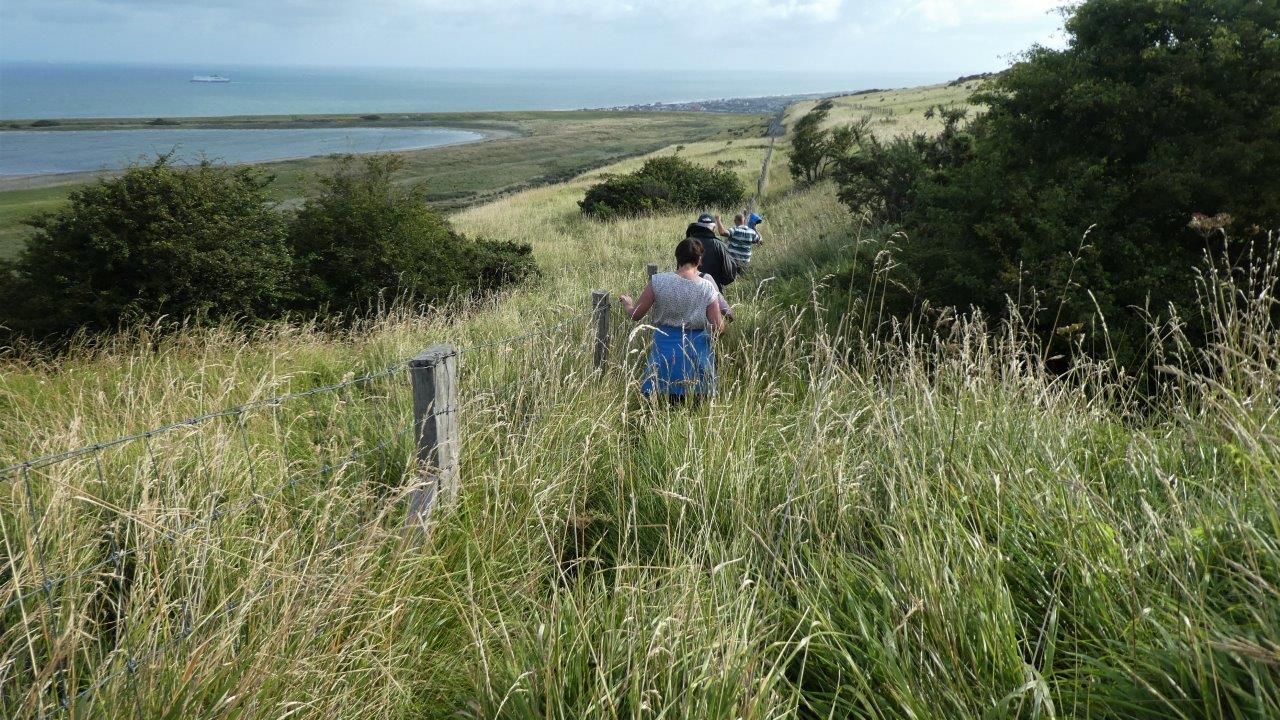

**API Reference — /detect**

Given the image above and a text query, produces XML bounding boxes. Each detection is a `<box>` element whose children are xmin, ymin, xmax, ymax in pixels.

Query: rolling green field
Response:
<box><xmin>2</xmin><ymin>87</ymin><xmax>1277</xmax><ymax>719</ymax></box>
<box><xmin>0</xmin><ymin>111</ymin><xmax>766</xmax><ymax>259</ymax></box>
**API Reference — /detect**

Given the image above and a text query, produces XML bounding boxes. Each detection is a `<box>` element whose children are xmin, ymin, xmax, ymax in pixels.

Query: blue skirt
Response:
<box><xmin>642</xmin><ymin>326</ymin><xmax>716</xmax><ymax>397</ymax></box>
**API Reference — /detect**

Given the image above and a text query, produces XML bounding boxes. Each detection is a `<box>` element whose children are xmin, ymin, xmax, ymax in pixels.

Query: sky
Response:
<box><xmin>0</xmin><ymin>0</ymin><xmax>1071</xmax><ymax>74</ymax></box>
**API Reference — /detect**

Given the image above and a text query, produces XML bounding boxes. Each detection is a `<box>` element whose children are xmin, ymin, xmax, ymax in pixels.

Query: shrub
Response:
<box><xmin>290</xmin><ymin>154</ymin><xmax>537</xmax><ymax>313</ymax></box>
<box><xmin>146</xmin><ymin>118</ymin><xmax>179</xmax><ymax>126</ymax></box>
<box><xmin>833</xmin><ymin>0</ymin><xmax>1280</xmax><ymax>364</ymax></box>
<box><xmin>29</xmin><ymin>119</ymin><xmax>59</xmax><ymax>128</ymax></box>
<box><xmin>579</xmin><ymin>156</ymin><xmax>745</xmax><ymax>219</ymax></box>
<box><xmin>0</xmin><ymin>158</ymin><xmax>292</xmax><ymax>341</ymax></box>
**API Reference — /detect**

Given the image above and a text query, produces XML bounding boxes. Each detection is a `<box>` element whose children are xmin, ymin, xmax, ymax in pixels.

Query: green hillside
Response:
<box><xmin>2</xmin><ymin>81</ymin><xmax>1277</xmax><ymax>719</ymax></box>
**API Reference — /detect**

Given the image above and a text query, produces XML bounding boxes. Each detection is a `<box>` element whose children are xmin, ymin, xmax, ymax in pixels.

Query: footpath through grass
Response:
<box><xmin>1</xmin><ymin>117</ymin><xmax>1277</xmax><ymax>719</ymax></box>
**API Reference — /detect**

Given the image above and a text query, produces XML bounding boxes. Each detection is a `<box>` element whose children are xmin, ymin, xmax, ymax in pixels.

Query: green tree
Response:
<box><xmin>0</xmin><ymin>157</ymin><xmax>292</xmax><ymax>341</ymax></box>
<box><xmin>789</xmin><ymin>101</ymin><xmax>868</xmax><ymax>185</ymax></box>
<box><xmin>834</xmin><ymin>0</ymin><xmax>1280</xmax><ymax>362</ymax></box>
<box><xmin>290</xmin><ymin>154</ymin><xmax>537</xmax><ymax>313</ymax></box>
<box><xmin>788</xmin><ymin>100</ymin><xmax>833</xmax><ymax>184</ymax></box>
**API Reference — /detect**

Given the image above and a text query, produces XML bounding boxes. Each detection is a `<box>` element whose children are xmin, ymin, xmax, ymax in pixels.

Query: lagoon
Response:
<box><xmin>0</xmin><ymin>127</ymin><xmax>485</xmax><ymax>177</ymax></box>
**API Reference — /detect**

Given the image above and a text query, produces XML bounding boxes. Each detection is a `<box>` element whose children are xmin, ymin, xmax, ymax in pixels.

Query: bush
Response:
<box><xmin>29</xmin><ymin>119</ymin><xmax>59</xmax><ymax>128</ymax></box>
<box><xmin>833</xmin><ymin>0</ymin><xmax>1280</xmax><ymax>364</ymax></box>
<box><xmin>579</xmin><ymin>156</ymin><xmax>745</xmax><ymax>219</ymax></box>
<box><xmin>290</xmin><ymin>154</ymin><xmax>537</xmax><ymax>313</ymax></box>
<box><xmin>0</xmin><ymin>158</ymin><xmax>292</xmax><ymax>340</ymax></box>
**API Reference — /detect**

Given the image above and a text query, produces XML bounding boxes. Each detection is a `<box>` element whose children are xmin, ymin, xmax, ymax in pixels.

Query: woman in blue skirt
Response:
<box><xmin>619</xmin><ymin>238</ymin><xmax>726</xmax><ymax>402</ymax></box>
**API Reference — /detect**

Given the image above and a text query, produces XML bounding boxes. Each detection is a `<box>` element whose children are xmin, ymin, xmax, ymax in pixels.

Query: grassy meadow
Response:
<box><xmin>765</xmin><ymin>82</ymin><xmax>984</xmax><ymax>199</ymax></box>
<box><xmin>2</xmin><ymin>90</ymin><xmax>1278</xmax><ymax>719</ymax></box>
<box><xmin>0</xmin><ymin>111</ymin><xmax>765</xmax><ymax>259</ymax></box>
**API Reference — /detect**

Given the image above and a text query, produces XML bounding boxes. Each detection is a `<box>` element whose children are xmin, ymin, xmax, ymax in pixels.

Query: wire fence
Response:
<box><xmin>1</xmin><ymin>307</ymin><xmax>596</xmax><ymax>719</ymax></box>
<box><xmin>3</xmin><ymin>126</ymin><xmax>781</xmax><ymax>714</ymax></box>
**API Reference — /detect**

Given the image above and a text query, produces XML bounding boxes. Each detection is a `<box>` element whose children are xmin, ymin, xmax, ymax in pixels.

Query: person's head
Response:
<box><xmin>675</xmin><ymin>238</ymin><xmax>704</xmax><ymax>268</ymax></box>
<box><xmin>748</xmin><ymin>213</ymin><xmax>763</xmax><ymax>228</ymax></box>
<box><xmin>696</xmin><ymin>213</ymin><xmax>717</xmax><ymax>230</ymax></box>
<box><xmin>733</xmin><ymin>213</ymin><xmax>745</xmax><ymax>226</ymax></box>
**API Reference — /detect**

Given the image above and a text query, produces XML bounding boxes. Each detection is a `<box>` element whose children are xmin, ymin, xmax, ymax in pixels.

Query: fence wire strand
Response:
<box><xmin>0</xmin><ymin>362</ymin><xmax>409</xmax><ymax>479</ymax></box>
<box><xmin>6</xmin><ymin>304</ymin><xmax>595</xmax><ymax>717</ymax></box>
<box><xmin>3</xmin><ymin>419</ymin><xmax>422</xmax><ymax>614</ymax></box>
<box><xmin>3</xmin><ymin>309</ymin><xmax>589</xmax><ymax>479</ymax></box>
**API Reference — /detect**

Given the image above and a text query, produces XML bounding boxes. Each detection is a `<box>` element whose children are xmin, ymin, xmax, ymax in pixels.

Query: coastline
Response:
<box><xmin>0</xmin><ymin>126</ymin><xmax>508</xmax><ymax>191</ymax></box>
<box><xmin>0</xmin><ymin>104</ymin><xmax>771</xmax><ymax>189</ymax></box>
<box><xmin>0</xmin><ymin>110</ymin><xmax>766</xmax><ymax>258</ymax></box>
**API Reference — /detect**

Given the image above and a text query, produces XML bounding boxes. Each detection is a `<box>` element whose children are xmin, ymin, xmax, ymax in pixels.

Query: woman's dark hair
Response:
<box><xmin>675</xmin><ymin>238</ymin><xmax>704</xmax><ymax>267</ymax></box>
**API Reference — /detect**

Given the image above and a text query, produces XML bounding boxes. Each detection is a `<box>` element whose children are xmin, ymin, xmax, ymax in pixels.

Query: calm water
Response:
<box><xmin>0</xmin><ymin>63</ymin><xmax>945</xmax><ymax>119</ymax></box>
<box><xmin>0</xmin><ymin>127</ymin><xmax>485</xmax><ymax>177</ymax></box>
<box><xmin>0</xmin><ymin>63</ymin><xmax>947</xmax><ymax>178</ymax></box>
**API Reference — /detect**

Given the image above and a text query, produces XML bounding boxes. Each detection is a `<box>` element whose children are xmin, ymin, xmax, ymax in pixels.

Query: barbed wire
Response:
<box><xmin>2</xmin><ymin>418</ymin><xmax>424</xmax><ymax>614</ymax></box>
<box><xmin>0</xmin><ymin>362</ymin><xmax>409</xmax><ymax>479</ymax></box>
<box><xmin>3</xmin><ymin>309</ymin><xmax>592</xmax><ymax>479</ymax></box>
<box><xmin>455</xmin><ymin>311</ymin><xmax>592</xmax><ymax>355</ymax></box>
<box><xmin>7</xmin><ymin>282</ymin><xmax>672</xmax><ymax>716</ymax></box>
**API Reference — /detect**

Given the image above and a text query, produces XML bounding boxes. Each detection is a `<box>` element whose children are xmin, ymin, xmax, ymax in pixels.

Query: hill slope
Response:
<box><xmin>2</xmin><ymin>92</ymin><xmax>1277</xmax><ymax>719</ymax></box>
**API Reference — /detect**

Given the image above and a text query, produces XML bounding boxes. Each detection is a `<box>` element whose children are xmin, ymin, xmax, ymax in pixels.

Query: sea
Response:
<box><xmin>0</xmin><ymin>63</ymin><xmax>947</xmax><ymax>176</ymax></box>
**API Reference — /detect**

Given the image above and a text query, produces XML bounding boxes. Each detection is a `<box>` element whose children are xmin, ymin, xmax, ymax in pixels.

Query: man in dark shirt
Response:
<box><xmin>684</xmin><ymin>213</ymin><xmax>736</xmax><ymax>290</ymax></box>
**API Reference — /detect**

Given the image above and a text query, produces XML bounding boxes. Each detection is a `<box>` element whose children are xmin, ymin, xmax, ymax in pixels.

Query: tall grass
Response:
<box><xmin>2</xmin><ymin>139</ymin><xmax>1277</xmax><ymax>719</ymax></box>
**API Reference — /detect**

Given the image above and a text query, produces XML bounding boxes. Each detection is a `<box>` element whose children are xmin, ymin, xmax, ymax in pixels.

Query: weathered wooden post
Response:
<box><xmin>406</xmin><ymin>344</ymin><xmax>459</xmax><ymax>531</ymax></box>
<box><xmin>591</xmin><ymin>291</ymin><xmax>610</xmax><ymax>371</ymax></box>
<box><xmin>647</xmin><ymin>263</ymin><xmax>659</xmax><ymax>281</ymax></box>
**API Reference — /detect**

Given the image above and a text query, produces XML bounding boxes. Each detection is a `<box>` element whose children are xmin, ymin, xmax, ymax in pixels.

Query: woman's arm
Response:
<box><xmin>619</xmin><ymin>283</ymin><xmax>655</xmax><ymax>321</ymax></box>
<box><xmin>706</xmin><ymin>297</ymin><xmax>725</xmax><ymax>334</ymax></box>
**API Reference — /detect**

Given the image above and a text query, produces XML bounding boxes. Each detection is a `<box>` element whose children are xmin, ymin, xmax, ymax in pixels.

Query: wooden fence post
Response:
<box><xmin>591</xmin><ymin>291</ymin><xmax>610</xmax><ymax>371</ymax></box>
<box><xmin>406</xmin><ymin>345</ymin><xmax>459</xmax><ymax>531</ymax></box>
<box><xmin>647</xmin><ymin>264</ymin><xmax>659</xmax><ymax>281</ymax></box>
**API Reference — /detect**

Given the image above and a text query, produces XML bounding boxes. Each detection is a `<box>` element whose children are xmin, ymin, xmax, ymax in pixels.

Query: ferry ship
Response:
<box><xmin>190</xmin><ymin>75</ymin><xmax>231</xmax><ymax>83</ymax></box>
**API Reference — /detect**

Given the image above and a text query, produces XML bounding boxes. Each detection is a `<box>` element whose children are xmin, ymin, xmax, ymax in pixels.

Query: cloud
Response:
<box><xmin>1</xmin><ymin>0</ymin><xmax>1066</xmax><ymax>71</ymax></box>
<box><xmin>6</xmin><ymin>0</ymin><xmax>845</xmax><ymax>26</ymax></box>
<box><xmin>906</xmin><ymin>0</ymin><xmax>1068</xmax><ymax>30</ymax></box>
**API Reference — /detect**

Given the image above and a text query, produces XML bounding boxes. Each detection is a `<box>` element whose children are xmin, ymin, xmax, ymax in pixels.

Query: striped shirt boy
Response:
<box><xmin>727</xmin><ymin>224</ymin><xmax>761</xmax><ymax>266</ymax></box>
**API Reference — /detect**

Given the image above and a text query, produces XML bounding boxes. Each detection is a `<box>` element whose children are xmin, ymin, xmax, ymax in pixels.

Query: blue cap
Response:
<box><xmin>697</xmin><ymin>213</ymin><xmax>716</xmax><ymax>225</ymax></box>
<box><xmin>748</xmin><ymin>213</ymin><xmax>763</xmax><ymax>227</ymax></box>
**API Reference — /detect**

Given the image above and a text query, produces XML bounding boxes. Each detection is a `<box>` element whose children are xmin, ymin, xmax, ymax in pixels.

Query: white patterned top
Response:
<box><xmin>648</xmin><ymin>272</ymin><xmax>719</xmax><ymax>330</ymax></box>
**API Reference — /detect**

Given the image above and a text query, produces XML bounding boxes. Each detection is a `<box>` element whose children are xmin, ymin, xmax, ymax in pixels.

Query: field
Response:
<box><xmin>2</xmin><ymin>88</ymin><xmax>1277</xmax><ymax>719</ymax></box>
<box><xmin>782</xmin><ymin>81</ymin><xmax>984</xmax><ymax>137</ymax></box>
<box><xmin>0</xmin><ymin>111</ymin><xmax>765</xmax><ymax>259</ymax></box>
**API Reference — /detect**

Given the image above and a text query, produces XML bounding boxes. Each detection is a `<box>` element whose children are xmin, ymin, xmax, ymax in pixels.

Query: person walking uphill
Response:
<box><xmin>620</xmin><ymin>238</ymin><xmax>726</xmax><ymax>403</ymax></box>
<box><xmin>684</xmin><ymin>213</ymin><xmax>736</xmax><ymax>290</ymax></box>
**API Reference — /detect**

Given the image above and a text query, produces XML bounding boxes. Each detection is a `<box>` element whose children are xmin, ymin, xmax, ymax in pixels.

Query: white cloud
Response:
<box><xmin>384</xmin><ymin>0</ymin><xmax>842</xmax><ymax>24</ymax></box>
<box><xmin>2</xmin><ymin>0</ymin><xmax>1068</xmax><ymax>72</ymax></box>
<box><xmin>908</xmin><ymin>0</ymin><xmax>1068</xmax><ymax>30</ymax></box>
